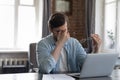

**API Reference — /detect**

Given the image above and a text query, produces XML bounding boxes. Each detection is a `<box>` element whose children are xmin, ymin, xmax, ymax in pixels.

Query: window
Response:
<box><xmin>0</xmin><ymin>0</ymin><xmax>42</xmax><ymax>51</ymax></box>
<box><xmin>103</xmin><ymin>0</ymin><xmax>120</xmax><ymax>53</ymax></box>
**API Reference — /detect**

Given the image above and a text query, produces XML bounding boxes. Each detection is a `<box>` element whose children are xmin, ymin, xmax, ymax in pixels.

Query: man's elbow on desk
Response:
<box><xmin>39</xmin><ymin>63</ymin><xmax>53</xmax><ymax>74</ymax></box>
<box><xmin>39</xmin><ymin>61</ymin><xmax>56</xmax><ymax>74</ymax></box>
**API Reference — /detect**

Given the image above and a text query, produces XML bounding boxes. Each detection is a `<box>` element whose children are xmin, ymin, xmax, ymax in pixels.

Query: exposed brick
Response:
<box><xmin>52</xmin><ymin>0</ymin><xmax>87</xmax><ymax>47</ymax></box>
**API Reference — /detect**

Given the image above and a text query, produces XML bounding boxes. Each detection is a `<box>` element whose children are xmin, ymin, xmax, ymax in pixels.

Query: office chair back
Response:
<box><xmin>29</xmin><ymin>43</ymin><xmax>38</xmax><ymax>68</ymax></box>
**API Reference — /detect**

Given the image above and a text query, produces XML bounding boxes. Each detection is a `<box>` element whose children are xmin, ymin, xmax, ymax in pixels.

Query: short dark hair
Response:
<box><xmin>48</xmin><ymin>13</ymin><xmax>68</xmax><ymax>29</ymax></box>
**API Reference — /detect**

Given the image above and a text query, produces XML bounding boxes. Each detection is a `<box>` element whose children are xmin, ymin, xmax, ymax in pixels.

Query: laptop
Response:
<box><xmin>67</xmin><ymin>53</ymin><xmax>119</xmax><ymax>78</ymax></box>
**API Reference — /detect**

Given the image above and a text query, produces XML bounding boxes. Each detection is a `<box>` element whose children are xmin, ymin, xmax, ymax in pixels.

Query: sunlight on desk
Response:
<box><xmin>0</xmin><ymin>73</ymin><xmax>38</xmax><ymax>80</ymax></box>
<box><xmin>1</xmin><ymin>69</ymin><xmax>120</xmax><ymax>80</ymax></box>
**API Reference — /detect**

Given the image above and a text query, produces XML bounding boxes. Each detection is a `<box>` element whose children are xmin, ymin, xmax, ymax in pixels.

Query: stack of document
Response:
<box><xmin>42</xmin><ymin>74</ymin><xmax>75</xmax><ymax>80</ymax></box>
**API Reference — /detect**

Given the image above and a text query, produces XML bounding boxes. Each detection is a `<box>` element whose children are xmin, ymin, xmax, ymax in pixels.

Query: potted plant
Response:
<box><xmin>107</xmin><ymin>30</ymin><xmax>115</xmax><ymax>49</ymax></box>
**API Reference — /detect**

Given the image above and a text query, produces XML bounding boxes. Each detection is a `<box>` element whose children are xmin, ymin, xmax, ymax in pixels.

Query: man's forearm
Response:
<box><xmin>51</xmin><ymin>43</ymin><xmax>64</xmax><ymax>61</ymax></box>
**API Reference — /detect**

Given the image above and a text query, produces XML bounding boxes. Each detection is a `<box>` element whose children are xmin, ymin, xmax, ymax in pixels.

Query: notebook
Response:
<box><xmin>67</xmin><ymin>53</ymin><xmax>118</xmax><ymax>78</ymax></box>
<box><xmin>42</xmin><ymin>74</ymin><xmax>75</xmax><ymax>80</ymax></box>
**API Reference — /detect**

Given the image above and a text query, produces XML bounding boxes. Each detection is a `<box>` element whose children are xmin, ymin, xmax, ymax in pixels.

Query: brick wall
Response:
<box><xmin>52</xmin><ymin>0</ymin><xmax>87</xmax><ymax>47</ymax></box>
<box><xmin>69</xmin><ymin>0</ymin><xmax>86</xmax><ymax>41</ymax></box>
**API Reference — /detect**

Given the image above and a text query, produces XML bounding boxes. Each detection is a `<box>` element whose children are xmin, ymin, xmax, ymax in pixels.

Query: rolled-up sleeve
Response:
<box><xmin>75</xmin><ymin>40</ymin><xmax>87</xmax><ymax>67</ymax></box>
<box><xmin>36</xmin><ymin>41</ymin><xmax>56</xmax><ymax>73</ymax></box>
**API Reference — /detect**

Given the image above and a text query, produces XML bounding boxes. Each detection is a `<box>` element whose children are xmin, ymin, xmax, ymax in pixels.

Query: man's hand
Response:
<box><xmin>52</xmin><ymin>30</ymin><xmax>70</xmax><ymax>61</ymax></box>
<box><xmin>91</xmin><ymin>34</ymin><xmax>102</xmax><ymax>53</ymax></box>
<box><xmin>56</xmin><ymin>30</ymin><xmax>70</xmax><ymax>46</ymax></box>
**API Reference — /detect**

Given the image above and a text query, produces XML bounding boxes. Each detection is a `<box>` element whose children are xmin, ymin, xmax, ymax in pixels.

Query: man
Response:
<box><xmin>36</xmin><ymin>13</ymin><xmax>101</xmax><ymax>74</ymax></box>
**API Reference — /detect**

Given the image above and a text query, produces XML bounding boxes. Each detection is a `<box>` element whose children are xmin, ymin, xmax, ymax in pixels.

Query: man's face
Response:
<box><xmin>51</xmin><ymin>22</ymin><xmax>68</xmax><ymax>41</ymax></box>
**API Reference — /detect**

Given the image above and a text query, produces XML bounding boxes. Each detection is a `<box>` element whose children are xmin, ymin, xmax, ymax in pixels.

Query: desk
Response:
<box><xmin>0</xmin><ymin>73</ymin><xmax>38</xmax><ymax>80</ymax></box>
<box><xmin>76</xmin><ymin>69</ymin><xmax>120</xmax><ymax>80</ymax></box>
<box><xmin>111</xmin><ymin>69</ymin><xmax>120</xmax><ymax>80</ymax></box>
<box><xmin>0</xmin><ymin>69</ymin><xmax>120</xmax><ymax>80</ymax></box>
<box><xmin>41</xmin><ymin>69</ymin><xmax>120</xmax><ymax>80</ymax></box>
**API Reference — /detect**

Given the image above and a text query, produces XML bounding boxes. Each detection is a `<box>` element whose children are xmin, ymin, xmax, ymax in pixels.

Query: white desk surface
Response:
<box><xmin>0</xmin><ymin>69</ymin><xmax>120</xmax><ymax>80</ymax></box>
<box><xmin>0</xmin><ymin>73</ymin><xmax>38</xmax><ymax>80</ymax></box>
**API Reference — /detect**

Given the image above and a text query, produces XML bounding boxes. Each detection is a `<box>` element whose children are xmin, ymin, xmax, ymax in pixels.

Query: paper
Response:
<box><xmin>42</xmin><ymin>74</ymin><xmax>75</xmax><ymax>80</ymax></box>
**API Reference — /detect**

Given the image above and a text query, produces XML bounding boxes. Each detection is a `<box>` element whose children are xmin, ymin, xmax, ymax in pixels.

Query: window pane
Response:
<box><xmin>17</xmin><ymin>6</ymin><xmax>36</xmax><ymax>50</ymax></box>
<box><xmin>104</xmin><ymin>3</ymin><xmax>116</xmax><ymax>49</ymax></box>
<box><xmin>0</xmin><ymin>6</ymin><xmax>14</xmax><ymax>48</ymax></box>
<box><xmin>105</xmin><ymin>0</ymin><xmax>116</xmax><ymax>3</ymax></box>
<box><xmin>20</xmin><ymin>0</ymin><xmax>34</xmax><ymax>5</ymax></box>
<box><xmin>0</xmin><ymin>0</ymin><xmax>14</xmax><ymax>5</ymax></box>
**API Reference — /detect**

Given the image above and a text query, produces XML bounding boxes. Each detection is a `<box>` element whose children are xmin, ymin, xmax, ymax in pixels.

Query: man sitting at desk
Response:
<box><xmin>36</xmin><ymin>12</ymin><xmax>101</xmax><ymax>74</ymax></box>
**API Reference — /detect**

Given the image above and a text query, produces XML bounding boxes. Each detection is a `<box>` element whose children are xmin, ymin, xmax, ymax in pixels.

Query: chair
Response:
<box><xmin>29</xmin><ymin>43</ymin><xmax>38</xmax><ymax>72</ymax></box>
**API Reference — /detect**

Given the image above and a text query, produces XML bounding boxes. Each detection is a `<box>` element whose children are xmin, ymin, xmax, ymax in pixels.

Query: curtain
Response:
<box><xmin>85</xmin><ymin>0</ymin><xmax>96</xmax><ymax>53</ymax></box>
<box><xmin>42</xmin><ymin>0</ymin><xmax>51</xmax><ymax>38</ymax></box>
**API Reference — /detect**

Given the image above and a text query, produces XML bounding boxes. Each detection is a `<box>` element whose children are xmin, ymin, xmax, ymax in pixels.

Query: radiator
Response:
<box><xmin>0</xmin><ymin>58</ymin><xmax>28</xmax><ymax>67</ymax></box>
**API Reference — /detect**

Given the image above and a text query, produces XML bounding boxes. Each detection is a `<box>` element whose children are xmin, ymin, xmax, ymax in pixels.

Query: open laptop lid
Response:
<box><xmin>79</xmin><ymin>53</ymin><xmax>119</xmax><ymax>78</ymax></box>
